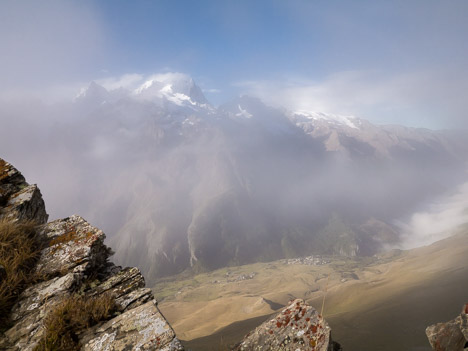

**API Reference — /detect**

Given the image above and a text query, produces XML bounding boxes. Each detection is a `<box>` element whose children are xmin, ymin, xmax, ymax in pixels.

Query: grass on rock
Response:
<box><xmin>34</xmin><ymin>293</ymin><xmax>116</xmax><ymax>351</ymax></box>
<box><xmin>0</xmin><ymin>218</ymin><xmax>41</xmax><ymax>330</ymax></box>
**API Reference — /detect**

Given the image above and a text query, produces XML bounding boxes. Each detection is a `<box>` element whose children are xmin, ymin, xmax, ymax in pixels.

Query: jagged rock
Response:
<box><xmin>462</xmin><ymin>304</ymin><xmax>468</xmax><ymax>341</ymax></box>
<box><xmin>86</xmin><ymin>266</ymin><xmax>153</xmax><ymax>312</ymax></box>
<box><xmin>234</xmin><ymin>299</ymin><xmax>341</xmax><ymax>351</ymax></box>
<box><xmin>0</xmin><ymin>159</ymin><xmax>25</xmax><ymax>186</ymax></box>
<box><xmin>10</xmin><ymin>272</ymin><xmax>81</xmax><ymax>322</ymax></box>
<box><xmin>0</xmin><ymin>158</ymin><xmax>48</xmax><ymax>224</ymax></box>
<box><xmin>426</xmin><ymin>304</ymin><xmax>468</xmax><ymax>351</ymax></box>
<box><xmin>2</xmin><ymin>273</ymin><xmax>81</xmax><ymax>350</ymax></box>
<box><xmin>81</xmin><ymin>301</ymin><xmax>184</xmax><ymax>351</ymax></box>
<box><xmin>35</xmin><ymin>215</ymin><xmax>111</xmax><ymax>277</ymax></box>
<box><xmin>1</xmin><ymin>217</ymin><xmax>183</xmax><ymax>350</ymax></box>
<box><xmin>0</xmin><ymin>158</ymin><xmax>183</xmax><ymax>350</ymax></box>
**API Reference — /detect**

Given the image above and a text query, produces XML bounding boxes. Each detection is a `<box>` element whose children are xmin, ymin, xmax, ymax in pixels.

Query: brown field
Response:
<box><xmin>154</xmin><ymin>229</ymin><xmax>468</xmax><ymax>351</ymax></box>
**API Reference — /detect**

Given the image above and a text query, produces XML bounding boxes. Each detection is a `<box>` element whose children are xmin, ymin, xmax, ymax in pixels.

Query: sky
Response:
<box><xmin>1</xmin><ymin>0</ymin><xmax>468</xmax><ymax>128</ymax></box>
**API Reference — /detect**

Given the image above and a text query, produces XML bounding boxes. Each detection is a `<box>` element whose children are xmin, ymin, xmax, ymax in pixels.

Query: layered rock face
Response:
<box><xmin>234</xmin><ymin>299</ymin><xmax>341</xmax><ymax>351</ymax></box>
<box><xmin>0</xmin><ymin>158</ymin><xmax>48</xmax><ymax>224</ymax></box>
<box><xmin>426</xmin><ymin>304</ymin><xmax>468</xmax><ymax>351</ymax></box>
<box><xmin>0</xmin><ymin>158</ymin><xmax>183</xmax><ymax>350</ymax></box>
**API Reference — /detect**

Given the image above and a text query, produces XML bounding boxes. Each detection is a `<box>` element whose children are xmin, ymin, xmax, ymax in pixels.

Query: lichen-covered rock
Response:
<box><xmin>1</xmin><ymin>273</ymin><xmax>81</xmax><ymax>351</ymax></box>
<box><xmin>0</xmin><ymin>158</ymin><xmax>26</xmax><ymax>187</ymax></box>
<box><xmin>81</xmin><ymin>300</ymin><xmax>184</xmax><ymax>351</ymax></box>
<box><xmin>426</xmin><ymin>304</ymin><xmax>468</xmax><ymax>351</ymax></box>
<box><xmin>0</xmin><ymin>158</ymin><xmax>48</xmax><ymax>224</ymax></box>
<box><xmin>87</xmin><ymin>266</ymin><xmax>153</xmax><ymax>312</ymax></box>
<box><xmin>234</xmin><ymin>299</ymin><xmax>341</xmax><ymax>351</ymax></box>
<box><xmin>0</xmin><ymin>158</ymin><xmax>183</xmax><ymax>350</ymax></box>
<box><xmin>1</xmin><ymin>216</ymin><xmax>183</xmax><ymax>350</ymax></box>
<box><xmin>35</xmin><ymin>215</ymin><xmax>111</xmax><ymax>277</ymax></box>
<box><xmin>461</xmin><ymin>303</ymin><xmax>468</xmax><ymax>342</ymax></box>
<box><xmin>10</xmin><ymin>272</ymin><xmax>81</xmax><ymax>322</ymax></box>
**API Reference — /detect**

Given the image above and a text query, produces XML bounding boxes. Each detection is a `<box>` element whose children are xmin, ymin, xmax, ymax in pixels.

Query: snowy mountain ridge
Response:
<box><xmin>291</xmin><ymin>110</ymin><xmax>361</xmax><ymax>130</ymax></box>
<box><xmin>76</xmin><ymin>72</ymin><xmax>212</xmax><ymax>111</ymax></box>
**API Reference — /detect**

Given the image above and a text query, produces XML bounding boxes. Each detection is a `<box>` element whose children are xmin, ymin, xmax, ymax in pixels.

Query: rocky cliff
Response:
<box><xmin>426</xmin><ymin>304</ymin><xmax>468</xmax><ymax>351</ymax></box>
<box><xmin>0</xmin><ymin>158</ymin><xmax>183</xmax><ymax>350</ymax></box>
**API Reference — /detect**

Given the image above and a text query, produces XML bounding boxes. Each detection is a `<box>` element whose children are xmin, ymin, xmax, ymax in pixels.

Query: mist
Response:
<box><xmin>398</xmin><ymin>181</ymin><xmax>468</xmax><ymax>249</ymax></box>
<box><xmin>0</xmin><ymin>0</ymin><xmax>106</xmax><ymax>100</ymax></box>
<box><xmin>1</xmin><ymin>77</ymin><xmax>467</xmax><ymax>283</ymax></box>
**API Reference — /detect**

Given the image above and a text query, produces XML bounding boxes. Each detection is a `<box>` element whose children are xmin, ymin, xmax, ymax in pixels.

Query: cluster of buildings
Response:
<box><xmin>282</xmin><ymin>255</ymin><xmax>331</xmax><ymax>266</ymax></box>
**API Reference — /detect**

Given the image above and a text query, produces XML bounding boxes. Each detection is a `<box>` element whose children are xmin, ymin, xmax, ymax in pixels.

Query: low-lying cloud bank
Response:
<box><xmin>398</xmin><ymin>180</ymin><xmax>468</xmax><ymax>249</ymax></box>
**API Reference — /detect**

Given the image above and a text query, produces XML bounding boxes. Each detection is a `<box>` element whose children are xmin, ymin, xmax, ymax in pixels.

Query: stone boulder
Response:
<box><xmin>426</xmin><ymin>304</ymin><xmax>468</xmax><ymax>351</ymax></box>
<box><xmin>233</xmin><ymin>299</ymin><xmax>342</xmax><ymax>351</ymax></box>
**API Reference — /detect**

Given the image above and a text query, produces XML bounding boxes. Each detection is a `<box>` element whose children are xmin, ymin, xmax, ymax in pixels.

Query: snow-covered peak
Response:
<box><xmin>74</xmin><ymin>72</ymin><xmax>211</xmax><ymax>112</ymax></box>
<box><xmin>133</xmin><ymin>73</ymin><xmax>209</xmax><ymax>107</ymax></box>
<box><xmin>292</xmin><ymin>110</ymin><xmax>361</xmax><ymax>129</ymax></box>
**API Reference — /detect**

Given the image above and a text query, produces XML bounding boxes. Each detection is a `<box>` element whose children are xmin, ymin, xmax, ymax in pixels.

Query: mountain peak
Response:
<box><xmin>74</xmin><ymin>81</ymin><xmax>130</xmax><ymax>106</ymax></box>
<box><xmin>75</xmin><ymin>73</ymin><xmax>210</xmax><ymax>110</ymax></box>
<box><xmin>134</xmin><ymin>73</ymin><xmax>209</xmax><ymax>106</ymax></box>
<box><xmin>74</xmin><ymin>81</ymin><xmax>110</xmax><ymax>103</ymax></box>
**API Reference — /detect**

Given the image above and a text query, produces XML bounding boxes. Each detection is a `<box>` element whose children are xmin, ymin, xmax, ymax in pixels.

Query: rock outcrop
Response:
<box><xmin>0</xmin><ymin>158</ymin><xmax>183</xmax><ymax>350</ymax></box>
<box><xmin>426</xmin><ymin>304</ymin><xmax>468</xmax><ymax>351</ymax></box>
<box><xmin>233</xmin><ymin>299</ymin><xmax>342</xmax><ymax>351</ymax></box>
<box><xmin>0</xmin><ymin>158</ymin><xmax>48</xmax><ymax>224</ymax></box>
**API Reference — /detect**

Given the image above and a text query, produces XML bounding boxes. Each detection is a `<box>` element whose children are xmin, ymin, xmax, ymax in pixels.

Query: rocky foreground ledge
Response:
<box><xmin>0</xmin><ymin>158</ymin><xmax>183</xmax><ymax>350</ymax></box>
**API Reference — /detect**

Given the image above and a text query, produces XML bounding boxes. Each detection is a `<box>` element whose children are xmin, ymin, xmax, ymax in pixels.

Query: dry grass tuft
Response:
<box><xmin>0</xmin><ymin>218</ymin><xmax>41</xmax><ymax>330</ymax></box>
<box><xmin>34</xmin><ymin>293</ymin><xmax>116</xmax><ymax>351</ymax></box>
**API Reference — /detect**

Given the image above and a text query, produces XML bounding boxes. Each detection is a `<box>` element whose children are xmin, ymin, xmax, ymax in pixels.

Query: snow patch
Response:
<box><xmin>294</xmin><ymin>110</ymin><xmax>360</xmax><ymax>129</ymax></box>
<box><xmin>236</xmin><ymin>104</ymin><xmax>253</xmax><ymax>118</ymax></box>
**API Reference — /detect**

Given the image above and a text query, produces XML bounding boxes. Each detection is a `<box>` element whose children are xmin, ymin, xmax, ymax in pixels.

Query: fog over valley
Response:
<box><xmin>1</xmin><ymin>74</ymin><xmax>467</xmax><ymax>283</ymax></box>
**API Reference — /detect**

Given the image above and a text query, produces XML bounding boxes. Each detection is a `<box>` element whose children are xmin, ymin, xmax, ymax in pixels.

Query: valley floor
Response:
<box><xmin>154</xmin><ymin>229</ymin><xmax>468</xmax><ymax>351</ymax></box>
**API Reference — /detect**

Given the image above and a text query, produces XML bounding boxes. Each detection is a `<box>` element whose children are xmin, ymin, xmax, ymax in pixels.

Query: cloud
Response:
<box><xmin>96</xmin><ymin>74</ymin><xmax>144</xmax><ymax>91</ymax></box>
<box><xmin>234</xmin><ymin>69</ymin><xmax>468</xmax><ymax>129</ymax></box>
<box><xmin>202</xmin><ymin>88</ymin><xmax>221</xmax><ymax>94</ymax></box>
<box><xmin>0</xmin><ymin>0</ymin><xmax>106</xmax><ymax>95</ymax></box>
<box><xmin>398</xmin><ymin>181</ymin><xmax>468</xmax><ymax>249</ymax></box>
